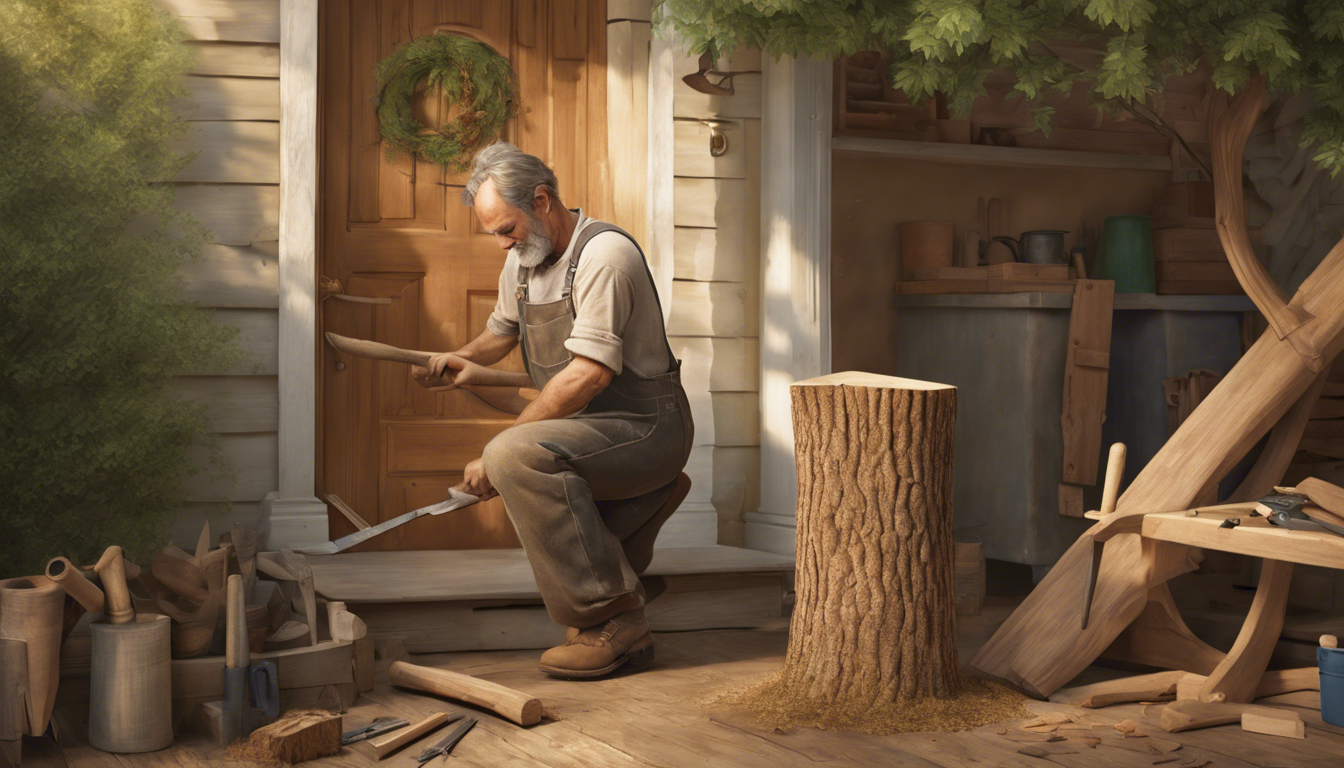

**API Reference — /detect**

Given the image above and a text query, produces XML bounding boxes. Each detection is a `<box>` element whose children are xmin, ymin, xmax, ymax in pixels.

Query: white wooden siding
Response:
<box><xmin>161</xmin><ymin>0</ymin><xmax>281</xmax><ymax>545</ymax></box>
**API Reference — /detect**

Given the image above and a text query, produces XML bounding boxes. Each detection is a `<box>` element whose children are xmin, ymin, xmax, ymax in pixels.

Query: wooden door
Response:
<box><xmin>318</xmin><ymin>0</ymin><xmax>610</xmax><ymax>550</ymax></box>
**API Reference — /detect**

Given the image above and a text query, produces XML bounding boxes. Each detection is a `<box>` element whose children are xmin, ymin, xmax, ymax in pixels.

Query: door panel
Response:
<box><xmin>319</xmin><ymin>0</ymin><xmax>609</xmax><ymax>550</ymax></box>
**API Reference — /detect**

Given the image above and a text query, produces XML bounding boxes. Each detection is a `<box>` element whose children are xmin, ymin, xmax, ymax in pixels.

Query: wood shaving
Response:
<box><xmin>1115</xmin><ymin>719</ymin><xmax>1139</xmax><ymax>734</ymax></box>
<box><xmin>1039</xmin><ymin>711</ymin><xmax>1074</xmax><ymax>724</ymax></box>
<box><xmin>1153</xmin><ymin>757</ymin><xmax>1181</xmax><ymax>765</ymax></box>
<box><xmin>1081</xmin><ymin>737</ymin><xmax>1101</xmax><ymax>748</ymax></box>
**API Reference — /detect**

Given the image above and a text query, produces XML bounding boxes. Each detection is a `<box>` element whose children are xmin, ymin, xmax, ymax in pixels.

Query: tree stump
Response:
<box><xmin>786</xmin><ymin>372</ymin><xmax>960</xmax><ymax>703</ymax></box>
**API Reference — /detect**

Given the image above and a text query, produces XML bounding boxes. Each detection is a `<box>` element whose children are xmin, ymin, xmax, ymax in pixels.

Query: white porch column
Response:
<box><xmin>261</xmin><ymin>0</ymin><xmax>327</xmax><ymax>549</ymax></box>
<box><xmin>745</xmin><ymin>55</ymin><xmax>832</xmax><ymax>555</ymax></box>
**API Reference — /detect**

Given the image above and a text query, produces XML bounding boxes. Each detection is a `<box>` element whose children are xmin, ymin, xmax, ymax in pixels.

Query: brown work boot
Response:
<box><xmin>622</xmin><ymin>473</ymin><xmax>692</xmax><ymax>575</ymax></box>
<box><xmin>541</xmin><ymin>608</ymin><xmax>654</xmax><ymax>679</ymax></box>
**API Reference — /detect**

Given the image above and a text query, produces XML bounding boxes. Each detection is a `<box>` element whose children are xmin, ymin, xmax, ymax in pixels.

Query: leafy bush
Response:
<box><xmin>0</xmin><ymin>0</ymin><xmax>244</xmax><ymax>576</ymax></box>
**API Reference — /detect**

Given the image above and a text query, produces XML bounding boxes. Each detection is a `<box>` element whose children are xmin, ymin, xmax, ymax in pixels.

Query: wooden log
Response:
<box><xmin>388</xmin><ymin>661</ymin><xmax>542</xmax><ymax>727</ymax></box>
<box><xmin>0</xmin><ymin>577</ymin><xmax>64</xmax><ymax>736</ymax></box>
<box><xmin>243</xmin><ymin>711</ymin><xmax>342</xmax><ymax>764</ymax></box>
<box><xmin>1176</xmin><ymin>667</ymin><xmax>1320</xmax><ymax>700</ymax></box>
<box><xmin>370</xmin><ymin>711</ymin><xmax>456</xmax><ymax>759</ymax></box>
<box><xmin>786</xmin><ymin>373</ymin><xmax>961</xmax><ymax>702</ymax></box>
<box><xmin>1059</xmin><ymin>670</ymin><xmax>1185</xmax><ymax>708</ymax></box>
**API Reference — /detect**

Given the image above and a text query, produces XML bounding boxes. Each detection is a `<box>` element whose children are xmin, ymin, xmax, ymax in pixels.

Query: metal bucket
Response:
<box><xmin>89</xmin><ymin>614</ymin><xmax>173</xmax><ymax>752</ymax></box>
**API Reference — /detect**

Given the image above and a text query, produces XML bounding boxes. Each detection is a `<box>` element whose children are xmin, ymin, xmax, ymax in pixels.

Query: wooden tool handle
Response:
<box><xmin>45</xmin><ymin>557</ymin><xmax>105</xmax><ymax>614</ymax></box>
<box><xmin>1100</xmin><ymin>443</ymin><xmax>1127</xmax><ymax>516</ymax></box>
<box><xmin>326</xmin><ymin>332</ymin><xmax>433</xmax><ymax>367</ymax></box>
<box><xmin>369</xmin><ymin>711</ymin><xmax>455</xmax><ymax>759</ymax></box>
<box><xmin>93</xmin><ymin>546</ymin><xmax>134</xmax><ymax>624</ymax></box>
<box><xmin>388</xmin><ymin>661</ymin><xmax>542</xmax><ymax>726</ymax></box>
<box><xmin>225</xmin><ymin>574</ymin><xmax>248</xmax><ymax>669</ymax></box>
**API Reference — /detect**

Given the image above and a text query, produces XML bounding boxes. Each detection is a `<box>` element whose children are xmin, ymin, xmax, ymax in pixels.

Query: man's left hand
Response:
<box><xmin>460</xmin><ymin>457</ymin><xmax>494</xmax><ymax>497</ymax></box>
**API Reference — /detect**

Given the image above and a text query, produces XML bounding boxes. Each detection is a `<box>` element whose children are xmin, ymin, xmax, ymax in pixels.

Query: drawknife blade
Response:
<box><xmin>298</xmin><ymin>487</ymin><xmax>480</xmax><ymax>555</ymax></box>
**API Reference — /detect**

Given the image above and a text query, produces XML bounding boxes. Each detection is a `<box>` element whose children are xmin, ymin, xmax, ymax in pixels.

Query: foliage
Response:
<box><xmin>0</xmin><ymin>0</ymin><xmax>245</xmax><ymax>577</ymax></box>
<box><xmin>655</xmin><ymin>0</ymin><xmax>1344</xmax><ymax>175</ymax></box>
<box><xmin>375</xmin><ymin>32</ymin><xmax>520</xmax><ymax>171</ymax></box>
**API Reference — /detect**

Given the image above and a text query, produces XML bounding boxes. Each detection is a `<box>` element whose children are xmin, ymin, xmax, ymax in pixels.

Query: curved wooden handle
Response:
<box><xmin>388</xmin><ymin>660</ymin><xmax>542</xmax><ymax>726</ymax></box>
<box><xmin>45</xmin><ymin>557</ymin><xmax>104</xmax><ymax>614</ymax></box>
<box><xmin>93</xmin><ymin>546</ymin><xmax>134</xmax><ymax>624</ymax></box>
<box><xmin>1209</xmin><ymin>76</ymin><xmax>1319</xmax><ymax>369</ymax></box>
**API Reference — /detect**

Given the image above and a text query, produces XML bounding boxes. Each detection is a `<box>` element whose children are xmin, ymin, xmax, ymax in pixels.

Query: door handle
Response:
<box><xmin>319</xmin><ymin>275</ymin><xmax>391</xmax><ymax>304</ymax></box>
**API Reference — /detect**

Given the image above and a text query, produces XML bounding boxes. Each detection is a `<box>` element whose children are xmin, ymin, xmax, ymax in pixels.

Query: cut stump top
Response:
<box><xmin>793</xmin><ymin>371</ymin><xmax>955</xmax><ymax>391</ymax></box>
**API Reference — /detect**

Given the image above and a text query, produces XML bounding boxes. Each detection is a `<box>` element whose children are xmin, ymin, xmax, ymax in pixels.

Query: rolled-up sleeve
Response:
<box><xmin>486</xmin><ymin>258</ymin><xmax>520</xmax><ymax>337</ymax></box>
<box><xmin>566</xmin><ymin>263</ymin><xmax>634</xmax><ymax>375</ymax></box>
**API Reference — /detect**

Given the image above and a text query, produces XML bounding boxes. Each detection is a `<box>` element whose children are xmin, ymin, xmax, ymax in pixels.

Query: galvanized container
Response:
<box><xmin>89</xmin><ymin>613</ymin><xmax>173</xmax><ymax>752</ymax></box>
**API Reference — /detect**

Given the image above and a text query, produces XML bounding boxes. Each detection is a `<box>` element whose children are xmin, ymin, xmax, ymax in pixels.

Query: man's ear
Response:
<box><xmin>533</xmin><ymin>186</ymin><xmax>551</xmax><ymax>215</ymax></box>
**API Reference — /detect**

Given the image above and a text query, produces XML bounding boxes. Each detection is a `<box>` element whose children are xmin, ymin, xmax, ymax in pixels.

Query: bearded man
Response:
<box><xmin>410</xmin><ymin>142</ymin><xmax>693</xmax><ymax>679</ymax></box>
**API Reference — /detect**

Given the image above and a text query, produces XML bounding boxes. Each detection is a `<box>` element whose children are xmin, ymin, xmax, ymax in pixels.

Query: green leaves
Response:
<box><xmin>1096</xmin><ymin>33</ymin><xmax>1154</xmax><ymax>102</ymax></box>
<box><xmin>0</xmin><ymin>0</ymin><xmax>244</xmax><ymax>576</ymax></box>
<box><xmin>1083</xmin><ymin>0</ymin><xmax>1154</xmax><ymax>32</ymax></box>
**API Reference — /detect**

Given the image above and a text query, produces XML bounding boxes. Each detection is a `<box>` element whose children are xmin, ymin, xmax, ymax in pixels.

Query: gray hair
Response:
<box><xmin>461</xmin><ymin>142</ymin><xmax>561</xmax><ymax>211</ymax></box>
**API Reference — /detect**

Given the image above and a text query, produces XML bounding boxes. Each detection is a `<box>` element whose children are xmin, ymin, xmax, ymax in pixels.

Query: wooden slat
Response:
<box><xmin>552</xmin><ymin>0</ymin><xmax>587</xmax><ymax>61</ymax></box>
<box><xmin>686</xmin><ymin>391</ymin><xmax>760</xmax><ymax>447</ymax></box>
<box><xmin>673</xmin><ymin>178</ymin><xmax>747</xmax><ymax>229</ymax></box>
<box><xmin>673</xmin><ymin>226</ymin><xmax>748</xmax><ymax>282</ymax></box>
<box><xmin>377</xmin><ymin>0</ymin><xmax>415</xmax><ymax>221</ymax></box>
<box><xmin>186</xmin><ymin>41</ymin><xmax>280</xmax><ymax>77</ymax></box>
<box><xmin>607</xmin><ymin>20</ymin><xmax>651</xmax><ymax>249</ymax></box>
<box><xmin>667</xmin><ymin>281</ymin><xmax>747</xmax><ymax>337</ymax></box>
<box><xmin>184</xmin><ymin>433</ymin><xmax>278</xmax><ymax>502</ymax></box>
<box><xmin>159</xmin><ymin>0</ymin><xmax>281</xmax><ymax>43</ymax></box>
<box><xmin>668</xmin><ymin>337</ymin><xmax>759</xmax><ymax>392</ymax></box>
<box><xmin>1061</xmin><ymin>280</ymin><xmax>1116</xmax><ymax>485</ymax></box>
<box><xmin>168</xmin><ymin>503</ymin><xmax>263</xmax><ymax>548</ymax></box>
<box><xmin>674</xmin><ymin>120</ymin><xmax>746</xmax><ymax>178</ymax></box>
<box><xmin>711</xmin><ymin>445</ymin><xmax>761</xmax><ymax>527</ymax></box>
<box><xmin>173</xmin><ymin>121</ymin><xmax>280</xmax><ymax>183</ymax></box>
<box><xmin>1142</xmin><ymin>512</ymin><xmax>1344</xmax><ymax>570</ymax></box>
<box><xmin>672</xmin><ymin>49</ymin><xmax>761</xmax><ymax>120</ymax></box>
<box><xmin>607</xmin><ymin>0</ymin><xmax>652</xmax><ymax>21</ymax></box>
<box><xmin>174</xmin><ymin>76</ymin><xmax>279</xmax><ymax>120</ymax></box>
<box><xmin>174</xmin><ymin>184</ymin><xmax>279</xmax><ymax>246</ymax></box>
<box><xmin>173</xmin><ymin>376</ymin><xmax>279</xmax><ymax>433</ymax></box>
<box><xmin>178</xmin><ymin>244</ymin><xmax>279</xmax><ymax>308</ymax></box>
<box><xmin>198</xmin><ymin>308</ymin><xmax>278</xmax><ymax>375</ymax></box>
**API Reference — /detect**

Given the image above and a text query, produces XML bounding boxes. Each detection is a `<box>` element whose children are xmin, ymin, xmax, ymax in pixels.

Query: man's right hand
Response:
<box><xmin>411</xmin><ymin>353</ymin><xmax>480</xmax><ymax>390</ymax></box>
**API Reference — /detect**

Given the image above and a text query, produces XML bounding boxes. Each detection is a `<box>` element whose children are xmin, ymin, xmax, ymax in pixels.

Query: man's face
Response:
<box><xmin>475</xmin><ymin>178</ymin><xmax>554</xmax><ymax>268</ymax></box>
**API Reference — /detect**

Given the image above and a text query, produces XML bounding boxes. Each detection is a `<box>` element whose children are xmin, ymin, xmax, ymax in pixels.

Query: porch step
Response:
<box><xmin>292</xmin><ymin>546</ymin><xmax>796</xmax><ymax>653</ymax></box>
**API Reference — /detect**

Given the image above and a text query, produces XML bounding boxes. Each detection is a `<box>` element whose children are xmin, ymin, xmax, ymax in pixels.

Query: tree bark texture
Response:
<box><xmin>784</xmin><ymin>375</ymin><xmax>960</xmax><ymax>703</ymax></box>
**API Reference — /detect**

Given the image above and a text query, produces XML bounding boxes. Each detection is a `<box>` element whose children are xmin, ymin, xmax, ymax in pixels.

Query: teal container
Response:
<box><xmin>1098</xmin><ymin>215</ymin><xmax>1156</xmax><ymax>294</ymax></box>
<box><xmin>1322</xmin><ymin>647</ymin><xmax>1344</xmax><ymax>727</ymax></box>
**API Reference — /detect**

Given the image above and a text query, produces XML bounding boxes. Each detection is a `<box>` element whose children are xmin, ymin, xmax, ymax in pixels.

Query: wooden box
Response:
<box><xmin>1153</xmin><ymin>227</ymin><xmax>1249</xmax><ymax>295</ymax></box>
<box><xmin>1153</xmin><ymin>182</ymin><xmax>1216</xmax><ymax>229</ymax></box>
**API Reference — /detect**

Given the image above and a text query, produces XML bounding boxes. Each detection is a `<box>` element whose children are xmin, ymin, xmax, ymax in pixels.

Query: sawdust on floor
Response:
<box><xmin>708</xmin><ymin>675</ymin><xmax>1031</xmax><ymax>735</ymax></box>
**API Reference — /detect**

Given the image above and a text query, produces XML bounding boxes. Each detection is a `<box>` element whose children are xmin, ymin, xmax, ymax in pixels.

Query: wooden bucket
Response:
<box><xmin>899</xmin><ymin>221</ymin><xmax>956</xmax><ymax>279</ymax></box>
<box><xmin>0</xmin><ymin>576</ymin><xmax>65</xmax><ymax>736</ymax></box>
<box><xmin>89</xmin><ymin>614</ymin><xmax>173</xmax><ymax>753</ymax></box>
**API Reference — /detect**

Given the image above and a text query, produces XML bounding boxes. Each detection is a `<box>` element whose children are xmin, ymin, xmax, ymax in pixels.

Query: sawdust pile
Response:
<box><xmin>709</xmin><ymin>675</ymin><xmax>1031</xmax><ymax>735</ymax></box>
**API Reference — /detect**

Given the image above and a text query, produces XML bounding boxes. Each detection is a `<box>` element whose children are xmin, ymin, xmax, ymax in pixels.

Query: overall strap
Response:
<box><xmin>564</xmin><ymin>221</ymin><xmax>679</xmax><ymax>370</ymax></box>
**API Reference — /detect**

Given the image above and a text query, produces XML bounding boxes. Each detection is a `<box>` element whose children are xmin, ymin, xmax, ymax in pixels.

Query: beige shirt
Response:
<box><xmin>487</xmin><ymin>212</ymin><xmax>671</xmax><ymax>378</ymax></box>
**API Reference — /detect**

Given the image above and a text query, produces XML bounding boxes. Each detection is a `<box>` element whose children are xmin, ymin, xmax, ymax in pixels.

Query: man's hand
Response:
<box><xmin>411</xmin><ymin>353</ymin><xmax>482</xmax><ymax>391</ymax></box>
<box><xmin>459</xmin><ymin>457</ymin><xmax>494</xmax><ymax>497</ymax></box>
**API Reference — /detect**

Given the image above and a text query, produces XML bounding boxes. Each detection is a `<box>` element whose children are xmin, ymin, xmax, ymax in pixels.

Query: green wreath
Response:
<box><xmin>375</xmin><ymin>33</ymin><xmax>520</xmax><ymax>172</ymax></box>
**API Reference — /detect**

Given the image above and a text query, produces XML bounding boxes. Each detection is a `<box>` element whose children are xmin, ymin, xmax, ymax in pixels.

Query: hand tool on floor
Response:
<box><xmin>342</xmin><ymin>717</ymin><xmax>409</xmax><ymax>745</ymax></box>
<box><xmin>208</xmin><ymin>574</ymin><xmax>279</xmax><ymax>745</ymax></box>
<box><xmin>1081</xmin><ymin>443</ymin><xmax>1127</xmax><ymax>630</ymax></box>
<box><xmin>415</xmin><ymin>717</ymin><xmax>476</xmax><ymax>764</ymax></box>
<box><xmin>297</xmin><ymin>487</ymin><xmax>485</xmax><ymax>555</ymax></box>
<box><xmin>370</xmin><ymin>711</ymin><xmax>461</xmax><ymax>759</ymax></box>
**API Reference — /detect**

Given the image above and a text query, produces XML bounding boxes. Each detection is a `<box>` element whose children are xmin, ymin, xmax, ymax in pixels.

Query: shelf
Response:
<box><xmin>832</xmin><ymin>135</ymin><xmax>1173</xmax><ymax>172</ymax></box>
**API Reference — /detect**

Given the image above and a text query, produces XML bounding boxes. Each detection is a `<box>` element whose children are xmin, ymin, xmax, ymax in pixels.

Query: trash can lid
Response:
<box><xmin>1319</xmin><ymin>646</ymin><xmax>1344</xmax><ymax>674</ymax></box>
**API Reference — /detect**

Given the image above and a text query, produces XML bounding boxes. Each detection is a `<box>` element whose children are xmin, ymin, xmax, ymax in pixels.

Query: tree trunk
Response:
<box><xmin>784</xmin><ymin>372</ymin><xmax>960</xmax><ymax>703</ymax></box>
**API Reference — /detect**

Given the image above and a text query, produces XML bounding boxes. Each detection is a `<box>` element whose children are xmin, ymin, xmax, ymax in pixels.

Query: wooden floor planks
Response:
<box><xmin>27</xmin><ymin>597</ymin><xmax>1344</xmax><ymax>768</ymax></box>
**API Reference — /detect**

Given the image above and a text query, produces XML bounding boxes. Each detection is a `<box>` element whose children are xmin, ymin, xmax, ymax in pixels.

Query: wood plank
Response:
<box><xmin>195</xmin><ymin>308</ymin><xmax>278</xmax><ymax>375</ymax></box>
<box><xmin>301</xmin><ymin>545</ymin><xmax>794</xmax><ymax>603</ymax></box>
<box><xmin>173</xmin><ymin>375</ymin><xmax>278</xmax><ymax>433</ymax></box>
<box><xmin>174</xmin><ymin>76</ymin><xmax>280</xmax><ymax>120</ymax></box>
<box><xmin>383</xmin><ymin>420</ymin><xmax>512</xmax><ymax>475</ymax></box>
<box><xmin>186</xmin><ymin>41</ymin><xmax>280</xmax><ymax>77</ymax></box>
<box><xmin>673</xmin><ymin>177</ymin><xmax>751</xmax><ymax>229</ymax></box>
<box><xmin>674</xmin><ymin>120</ymin><xmax>747</xmax><ymax>178</ymax></box>
<box><xmin>607</xmin><ymin>20</ymin><xmax>651</xmax><ymax>250</ymax></box>
<box><xmin>169</xmin><ymin>503</ymin><xmax>262</xmax><ymax>548</ymax></box>
<box><xmin>174</xmin><ymin>184</ymin><xmax>280</xmax><ymax>247</ymax></box>
<box><xmin>173</xmin><ymin>121</ymin><xmax>280</xmax><ymax>183</ymax></box>
<box><xmin>1061</xmin><ymin>279</ymin><xmax>1115</xmax><ymax>485</ymax></box>
<box><xmin>169</xmin><ymin>641</ymin><xmax>352</xmax><ymax>699</ymax></box>
<box><xmin>667</xmin><ymin>281</ymin><xmax>748</xmax><ymax>337</ymax></box>
<box><xmin>184</xmin><ymin>433</ymin><xmax>277</xmax><ymax>502</ymax></box>
<box><xmin>178</xmin><ymin>243</ymin><xmax>279</xmax><ymax>308</ymax></box>
<box><xmin>668</xmin><ymin>337</ymin><xmax>760</xmax><ymax>392</ymax></box>
<box><xmin>1298</xmin><ymin>476</ymin><xmax>1344</xmax><ymax>517</ymax></box>
<box><xmin>673</xmin><ymin>225</ymin><xmax>749</xmax><ymax>282</ymax></box>
<box><xmin>607</xmin><ymin>0</ymin><xmax>652</xmax><ymax>21</ymax></box>
<box><xmin>160</xmin><ymin>0</ymin><xmax>281</xmax><ymax>42</ymax></box>
<box><xmin>1242</xmin><ymin>708</ymin><xmax>1305</xmax><ymax>738</ymax></box>
<box><xmin>1142</xmin><ymin>512</ymin><xmax>1344</xmax><ymax>569</ymax></box>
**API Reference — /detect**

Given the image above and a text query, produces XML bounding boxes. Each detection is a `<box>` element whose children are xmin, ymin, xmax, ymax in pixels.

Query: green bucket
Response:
<box><xmin>1097</xmin><ymin>215</ymin><xmax>1156</xmax><ymax>294</ymax></box>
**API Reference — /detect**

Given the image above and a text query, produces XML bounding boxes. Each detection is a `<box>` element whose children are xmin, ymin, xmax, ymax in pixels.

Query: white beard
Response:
<box><xmin>512</xmin><ymin>217</ymin><xmax>554</xmax><ymax>268</ymax></box>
